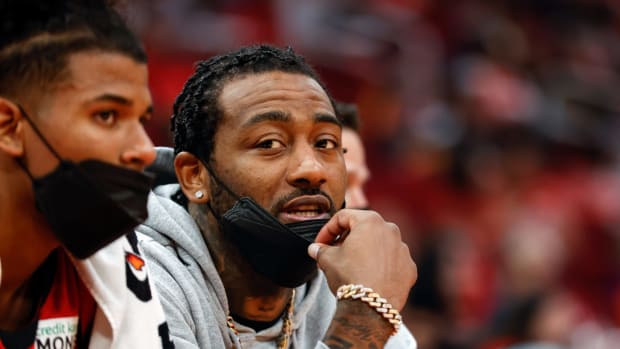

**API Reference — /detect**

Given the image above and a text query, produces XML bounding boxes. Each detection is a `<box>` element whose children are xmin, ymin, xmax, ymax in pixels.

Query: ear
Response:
<box><xmin>0</xmin><ymin>97</ymin><xmax>25</xmax><ymax>157</ymax></box>
<box><xmin>174</xmin><ymin>151</ymin><xmax>211</xmax><ymax>204</ymax></box>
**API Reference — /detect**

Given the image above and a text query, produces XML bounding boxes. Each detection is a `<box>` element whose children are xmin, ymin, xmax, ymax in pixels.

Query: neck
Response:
<box><xmin>0</xmin><ymin>229</ymin><xmax>58</xmax><ymax>329</ymax></box>
<box><xmin>191</xmin><ymin>203</ymin><xmax>293</xmax><ymax>322</ymax></box>
<box><xmin>0</xmin><ymin>177</ymin><xmax>60</xmax><ymax>327</ymax></box>
<box><xmin>225</xmin><ymin>279</ymin><xmax>292</xmax><ymax>323</ymax></box>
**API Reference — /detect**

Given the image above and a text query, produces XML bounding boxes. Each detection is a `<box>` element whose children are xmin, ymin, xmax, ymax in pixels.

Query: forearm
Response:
<box><xmin>322</xmin><ymin>299</ymin><xmax>393</xmax><ymax>349</ymax></box>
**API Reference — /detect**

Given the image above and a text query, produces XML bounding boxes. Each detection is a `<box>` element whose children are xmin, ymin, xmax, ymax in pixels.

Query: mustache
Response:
<box><xmin>271</xmin><ymin>188</ymin><xmax>336</xmax><ymax>216</ymax></box>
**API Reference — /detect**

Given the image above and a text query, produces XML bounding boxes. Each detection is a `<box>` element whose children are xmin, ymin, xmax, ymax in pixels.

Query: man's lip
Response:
<box><xmin>278</xmin><ymin>211</ymin><xmax>331</xmax><ymax>224</ymax></box>
<box><xmin>281</xmin><ymin>195</ymin><xmax>331</xmax><ymax>213</ymax></box>
<box><xmin>278</xmin><ymin>195</ymin><xmax>331</xmax><ymax>224</ymax></box>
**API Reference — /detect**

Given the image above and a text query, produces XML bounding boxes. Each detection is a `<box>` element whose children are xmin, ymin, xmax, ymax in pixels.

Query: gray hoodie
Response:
<box><xmin>137</xmin><ymin>184</ymin><xmax>416</xmax><ymax>348</ymax></box>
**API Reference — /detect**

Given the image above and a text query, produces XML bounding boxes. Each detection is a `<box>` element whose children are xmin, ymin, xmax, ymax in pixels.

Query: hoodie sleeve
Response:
<box><xmin>386</xmin><ymin>325</ymin><xmax>418</xmax><ymax>349</ymax></box>
<box><xmin>138</xmin><ymin>233</ymin><xmax>202</xmax><ymax>349</ymax></box>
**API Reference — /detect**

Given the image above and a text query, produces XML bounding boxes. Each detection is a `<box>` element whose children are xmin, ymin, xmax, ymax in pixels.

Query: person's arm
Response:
<box><xmin>308</xmin><ymin>209</ymin><xmax>417</xmax><ymax>348</ymax></box>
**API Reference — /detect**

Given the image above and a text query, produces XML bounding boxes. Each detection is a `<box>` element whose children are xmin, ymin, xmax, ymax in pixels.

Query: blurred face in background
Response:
<box><xmin>342</xmin><ymin>127</ymin><xmax>370</xmax><ymax>209</ymax></box>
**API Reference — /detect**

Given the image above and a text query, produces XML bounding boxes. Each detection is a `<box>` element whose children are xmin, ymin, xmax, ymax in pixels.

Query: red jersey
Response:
<box><xmin>0</xmin><ymin>249</ymin><xmax>96</xmax><ymax>349</ymax></box>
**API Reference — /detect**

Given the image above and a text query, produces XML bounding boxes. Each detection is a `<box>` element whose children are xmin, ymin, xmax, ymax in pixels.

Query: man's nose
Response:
<box><xmin>120</xmin><ymin>127</ymin><xmax>156</xmax><ymax>170</ymax></box>
<box><xmin>286</xmin><ymin>146</ymin><xmax>327</xmax><ymax>188</ymax></box>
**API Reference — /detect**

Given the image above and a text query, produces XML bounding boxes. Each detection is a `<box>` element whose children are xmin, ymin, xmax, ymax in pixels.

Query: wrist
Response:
<box><xmin>336</xmin><ymin>284</ymin><xmax>402</xmax><ymax>335</ymax></box>
<box><xmin>324</xmin><ymin>297</ymin><xmax>393</xmax><ymax>348</ymax></box>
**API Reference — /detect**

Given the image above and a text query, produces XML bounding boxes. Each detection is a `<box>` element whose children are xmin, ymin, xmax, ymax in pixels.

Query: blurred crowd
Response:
<box><xmin>120</xmin><ymin>0</ymin><xmax>620</xmax><ymax>348</ymax></box>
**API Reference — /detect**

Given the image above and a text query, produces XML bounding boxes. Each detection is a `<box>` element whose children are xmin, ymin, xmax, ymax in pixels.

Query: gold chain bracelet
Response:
<box><xmin>336</xmin><ymin>284</ymin><xmax>402</xmax><ymax>335</ymax></box>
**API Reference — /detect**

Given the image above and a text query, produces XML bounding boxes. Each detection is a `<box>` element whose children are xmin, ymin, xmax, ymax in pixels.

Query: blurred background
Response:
<box><xmin>120</xmin><ymin>0</ymin><xmax>620</xmax><ymax>348</ymax></box>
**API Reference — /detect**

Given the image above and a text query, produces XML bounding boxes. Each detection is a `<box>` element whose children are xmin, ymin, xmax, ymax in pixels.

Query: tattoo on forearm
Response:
<box><xmin>324</xmin><ymin>336</ymin><xmax>353</xmax><ymax>349</ymax></box>
<box><xmin>323</xmin><ymin>299</ymin><xmax>392</xmax><ymax>348</ymax></box>
<box><xmin>331</xmin><ymin>316</ymin><xmax>374</xmax><ymax>341</ymax></box>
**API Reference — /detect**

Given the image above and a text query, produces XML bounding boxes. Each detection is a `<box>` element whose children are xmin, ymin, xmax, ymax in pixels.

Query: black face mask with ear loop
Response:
<box><xmin>201</xmin><ymin>161</ymin><xmax>336</xmax><ymax>288</ymax></box>
<box><xmin>16</xmin><ymin>105</ymin><xmax>154</xmax><ymax>259</ymax></box>
<box><xmin>221</xmin><ymin>197</ymin><xmax>329</xmax><ymax>288</ymax></box>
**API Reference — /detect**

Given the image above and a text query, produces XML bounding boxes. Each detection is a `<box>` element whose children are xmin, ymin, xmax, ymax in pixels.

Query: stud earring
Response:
<box><xmin>195</xmin><ymin>191</ymin><xmax>204</xmax><ymax>199</ymax></box>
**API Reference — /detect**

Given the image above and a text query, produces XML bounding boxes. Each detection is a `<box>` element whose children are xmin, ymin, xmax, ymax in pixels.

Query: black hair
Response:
<box><xmin>335</xmin><ymin>101</ymin><xmax>360</xmax><ymax>132</ymax></box>
<box><xmin>0</xmin><ymin>0</ymin><xmax>146</xmax><ymax>102</ymax></box>
<box><xmin>172</xmin><ymin>44</ymin><xmax>335</xmax><ymax>163</ymax></box>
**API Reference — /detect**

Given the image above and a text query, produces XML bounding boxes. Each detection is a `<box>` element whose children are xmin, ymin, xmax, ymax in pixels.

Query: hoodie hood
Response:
<box><xmin>137</xmin><ymin>184</ymin><xmax>233</xmax><ymax>345</ymax></box>
<box><xmin>137</xmin><ymin>184</ymin><xmax>334</xmax><ymax>347</ymax></box>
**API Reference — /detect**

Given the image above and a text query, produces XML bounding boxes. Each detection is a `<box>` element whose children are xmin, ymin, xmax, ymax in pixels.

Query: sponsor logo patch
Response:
<box><xmin>34</xmin><ymin>316</ymin><xmax>78</xmax><ymax>349</ymax></box>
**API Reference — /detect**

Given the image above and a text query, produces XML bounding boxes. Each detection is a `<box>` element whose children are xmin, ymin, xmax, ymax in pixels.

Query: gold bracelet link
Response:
<box><xmin>336</xmin><ymin>284</ymin><xmax>402</xmax><ymax>335</ymax></box>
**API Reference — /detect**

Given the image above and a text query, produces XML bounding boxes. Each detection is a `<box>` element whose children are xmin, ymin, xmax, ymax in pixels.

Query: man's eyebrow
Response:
<box><xmin>85</xmin><ymin>94</ymin><xmax>153</xmax><ymax>115</ymax></box>
<box><xmin>89</xmin><ymin>93</ymin><xmax>133</xmax><ymax>105</ymax></box>
<box><xmin>240</xmin><ymin>111</ymin><xmax>342</xmax><ymax>129</ymax></box>
<box><xmin>241</xmin><ymin>111</ymin><xmax>290</xmax><ymax>129</ymax></box>
<box><xmin>315</xmin><ymin>113</ymin><xmax>342</xmax><ymax>127</ymax></box>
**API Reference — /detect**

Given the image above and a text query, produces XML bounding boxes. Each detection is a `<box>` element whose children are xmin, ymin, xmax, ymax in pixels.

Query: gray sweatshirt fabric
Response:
<box><xmin>137</xmin><ymin>184</ymin><xmax>416</xmax><ymax>349</ymax></box>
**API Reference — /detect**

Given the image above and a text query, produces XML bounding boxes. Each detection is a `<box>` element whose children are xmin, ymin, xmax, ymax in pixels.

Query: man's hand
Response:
<box><xmin>308</xmin><ymin>209</ymin><xmax>417</xmax><ymax>347</ymax></box>
<box><xmin>308</xmin><ymin>209</ymin><xmax>417</xmax><ymax>312</ymax></box>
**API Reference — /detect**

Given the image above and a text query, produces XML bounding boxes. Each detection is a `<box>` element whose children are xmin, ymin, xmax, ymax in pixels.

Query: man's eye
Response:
<box><xmin>257</xmin><ymin>139</ymin><xmax>285</xmax><ymax>149</ymax></box>
<box><xmin>95</xmin><ymin>110</ymin><xmax>117</xmax><ymax>125</ymax></box>
<box><xmin>316</xmin><ymin>139</ymin><xmax>338</xmax><ymax>149</ymax></box>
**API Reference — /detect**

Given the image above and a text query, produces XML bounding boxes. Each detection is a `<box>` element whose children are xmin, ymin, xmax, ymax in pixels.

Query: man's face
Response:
<box><xmin>208</xmin><ymin>71</ymin><xmax>346</xmax><ymax>223</ymax></box>
<box><xmin>21</xmin><ymin>51</ymin><xmax>155</xmax><ymax>176</ymax></box>
<box><xmin>342</xmin><ymin>127</ymin><xmax>370</xmax><ymax>209</ymax></box>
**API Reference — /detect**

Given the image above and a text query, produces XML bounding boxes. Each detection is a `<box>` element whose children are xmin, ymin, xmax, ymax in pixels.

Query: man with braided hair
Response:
<box><xmin>137</xmin><ymin>44</ymin><xmax>417</xmax><ymax>348</ymax></box>
<box><xmin>0</xmin><ymin>0</ymin><xmax>172</xmax><ymax>347</ymax></box>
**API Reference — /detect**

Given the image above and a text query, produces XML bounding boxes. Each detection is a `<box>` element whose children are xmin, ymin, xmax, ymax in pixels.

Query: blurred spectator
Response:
<box><xmin>335</xmin><ymin>101</ymin><xmax>371</xmax><ymax>209</ymax></box>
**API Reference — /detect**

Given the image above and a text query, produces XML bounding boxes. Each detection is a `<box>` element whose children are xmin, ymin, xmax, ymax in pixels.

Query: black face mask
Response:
<box><xmin>221</xmin><ymin>197</ymin><xmax>329</xmax><ymax>288</ymax></box>
<box><xmin>202</xmin><ymin>162</ymin><xmax>331</xmax><ymax>288</ymax></box>
<box><xmin>17</xmin><ymin>105</ymin><xmax>154</xmax><ymax>259</ymax></box>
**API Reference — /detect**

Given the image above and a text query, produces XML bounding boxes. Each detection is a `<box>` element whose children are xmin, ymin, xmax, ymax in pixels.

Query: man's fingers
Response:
<box><xmin>315</xmin><ymin>215</ymin><xmax>348</xmax><ymax>244</ymax></box>
<box><xmin>308</xmin><ymin>242</ymin><xmax>328</xmax><ymax>261</ymax></box>
<box><xmin>315</xmin><ymin>209</ymin><xmax>374</xmax><ymax>244</ymax></box>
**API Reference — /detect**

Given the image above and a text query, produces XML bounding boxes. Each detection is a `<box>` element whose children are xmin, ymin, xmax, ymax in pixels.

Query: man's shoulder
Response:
<box><xmin>134</xmin><ymin>228</ymin><xmax>206</xmax><ymax>304</ymax></box>
<box><xmin>135</xmin><ymin>229</ymin><xmax>185</xmax><ymax>271</ymax></box>
<box><xmin>75</xmin><ymin>233</ymin><xmax>152</xmax><ymax>296</ymax></box>
<box><xmin>140</xmin><ymin>185</ymin><xmax>202</xmax><ymax>244</ymax></box>
<box><xmin>73</xmin><ymin>234</ymin><xmax>174</xmax><ymax>348</ymax></box>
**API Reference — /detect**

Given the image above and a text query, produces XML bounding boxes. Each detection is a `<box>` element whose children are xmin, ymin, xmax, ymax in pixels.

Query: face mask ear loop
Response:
<box><xmin>194</xmin><ymin>157</ymin><xmax>242</xmax><ymax>223</ymax></box>
<box><xmin>15</xmin><ymin>157</ymin><xmax>35</xmax><ymax>181</ymax></box>
<box><xmin>17</xmin><ymin>104</ymin><xmax>63</xmax><ymax>162</ymax></box>
<box><xmin>205</xmin><ymin>201</ymin><xmax>221</xmax><ymax>222</ymax></box>
<box><xmin>199</xmin><ymin>158</ymin><xmax>242</xmax><ymax>202</ymax></box>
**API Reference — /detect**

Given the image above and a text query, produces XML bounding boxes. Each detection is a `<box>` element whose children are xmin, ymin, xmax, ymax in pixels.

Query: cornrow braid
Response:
<box><xmin>171</xmin><ymin>44</ymin><xmax>335</xmax><ymax>164</ymax></box>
